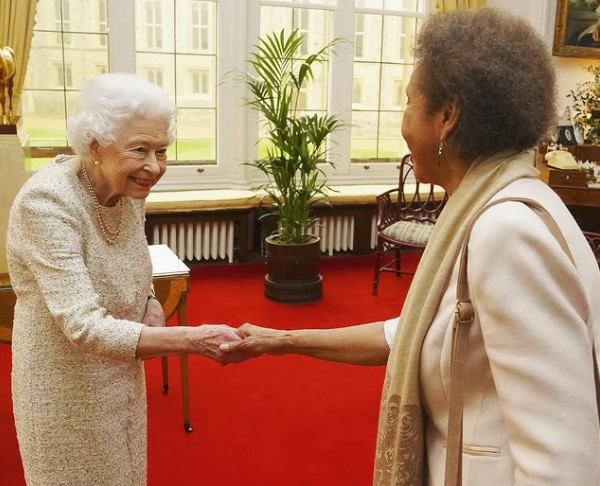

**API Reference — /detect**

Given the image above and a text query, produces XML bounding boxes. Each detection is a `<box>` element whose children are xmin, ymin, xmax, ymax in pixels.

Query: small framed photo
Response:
<box><xmin>557</xmin><ymin>125</ymin><xmax>577</xmax><ymax>146</ymax></box>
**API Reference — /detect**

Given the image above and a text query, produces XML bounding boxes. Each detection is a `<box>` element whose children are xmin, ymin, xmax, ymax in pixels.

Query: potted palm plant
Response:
<box><xmin>242</xmin><ymin>29</ymin><xmax>343</xmax><ymax>302</ymax></box>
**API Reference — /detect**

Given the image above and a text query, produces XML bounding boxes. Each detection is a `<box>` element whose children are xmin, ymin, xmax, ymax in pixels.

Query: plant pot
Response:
<box><xmin>264</xmin><ymin>235</ymin><xmax>323</xmax><ymax>303</ymax></box>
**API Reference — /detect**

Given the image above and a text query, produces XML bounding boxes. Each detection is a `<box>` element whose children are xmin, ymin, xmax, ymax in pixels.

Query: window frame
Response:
<box><xmin>24</xmin><ymin>0</ymin><xmax>431</xmax><ymax>190</ymax></box>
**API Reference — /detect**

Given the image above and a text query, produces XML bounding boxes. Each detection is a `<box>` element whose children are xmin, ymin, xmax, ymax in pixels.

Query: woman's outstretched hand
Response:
<box><xmin>219</xmin><ymin>323</ymin><xmax>290</xmax><ymax>360</ymax></box>
<box><xmin>190</xmin><ymin>324</ymin><xmax>246</xmax><ymax>365</ymax></box>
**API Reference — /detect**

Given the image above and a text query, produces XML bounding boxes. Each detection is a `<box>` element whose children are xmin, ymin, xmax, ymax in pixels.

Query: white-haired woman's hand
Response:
<box><xmin>189</xmin><ymin>324</ymin><xmax>245</xmax><ymax>365</ymax></box>
<box><xmin>219</xmin><ymin>323</ymin><xmax>290</xmax><ymax>359</ymax></box>
<box><xmin>142</xmin><ymin>297</ymin><xmax>165</xmax><ymax>327</ymax></box>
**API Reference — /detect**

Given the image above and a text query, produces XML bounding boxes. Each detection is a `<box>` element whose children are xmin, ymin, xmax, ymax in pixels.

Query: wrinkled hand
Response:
<box><xmin>142</xmin><ymin>298</ymin><xmax>165</xmax><ymax>327</ymax></box>
<box><xmin>189</xmin><ymin>324</ymin><xmax>245</xmax><ymax>365</ymax></box>
<box><xmin>219</xmin><ymin>323</ymin><xmax>290</xmax><ymax>360</ymax></box>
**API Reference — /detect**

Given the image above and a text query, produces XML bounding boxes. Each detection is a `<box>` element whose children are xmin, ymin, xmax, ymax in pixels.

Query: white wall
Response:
<box><xmin>487</xmin><ymin>0</ymin><xmax>600</xmax><ymax>115</ymax></box>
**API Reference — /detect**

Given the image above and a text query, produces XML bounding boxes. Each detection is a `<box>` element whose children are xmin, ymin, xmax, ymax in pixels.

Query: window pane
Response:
<box><xmin>259</xmin><ymin>4</ymin><xmax>334</xmax><ymax>161</ymax></box>
<box><xmin>21</xmin><ymin>91</ymin><xmax>68</xmax><ymax>146</ymax></box>
<box><xmin>174</xmin><ymin>108</ymin><xmax>216</xmax><ymax>163</ymax></box>
<box><xmin>300</xmin><ymin>62</ymin><xmax>328</xmax><ymax>111</ymax></box>
<box><xmin>352</xmin><ymin>63</ymin><xmax>380</xmax><ymax>110</ymax></box>
<box><xmin>379</xmin><ymin>111</ymin><xmax>404</xmax><ymax>159</ymax></box>
<box><xmin>136</xmin><ymin>0</ymin><xmax>217</xmax><ymax>165</ymax></box>
<box><xmin>175</xmin><ymin>0</ymin><xmax>217</xmax><ymax>54</ymax></box>
<box><xmin>66</xmin><ymin>0</ymin><xmax>109</xmax><ymax>32</ymax></box>
<box><xmin>26</xmin><ymin>32</ymin><xmax>108</xmax><ymax>90</ymax></box>
<box><xmin>382</xmin><ymin>15</ymin><xmax>418</xmax><ymax>63</ymax></box>
<box><xmin>23</xmin><ymin>1</ymin><xmax>110</xmax><ymax>154</ymax></box>
<box><xmin>383</xmin><ymin>0</ymin><xmax>423</xmax><ymax>12</ymax></box>
<box><xmin>260</xmin><ymin>6</ymin><xmax>294</xmax><ymax>33</ymax></box>
<box><xmin>356</xmin><ymin>14</ymin><xmax>383</xmax><ymax>62</ymax></box>
<box><xmin>351</xmin><ymin>111</ymin><xmax>379</xmax><ymax>160</ymax></box>
<box><xmin>381</xmin><ymin>63</ymin><xmax>412</xmax><ymax>109</ymax></box>
<box><xmin>64</xmin><ymin>34</ymin><xmax>110</xmax><ymax>84</ymax></box>
<box><xmin>177</xmin><ymin>55</ymin><xmax>216</xmax><ymax>107</ymax></box>
<box><xmin>351</xmin><ymin>6</ymin><xmax>419</xmax><ymax>163</ymax></box>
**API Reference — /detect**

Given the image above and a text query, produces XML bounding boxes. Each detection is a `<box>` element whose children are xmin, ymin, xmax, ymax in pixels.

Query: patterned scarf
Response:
<box><xmin>373</xmin><ymin>150</ymin><xmax>539</xmax><ymax>485</ymax></box>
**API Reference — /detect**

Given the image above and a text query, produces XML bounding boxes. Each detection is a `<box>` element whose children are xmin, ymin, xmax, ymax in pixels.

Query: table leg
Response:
<box><xmin>180</xmin><ymin>354</ymin><xmax>192</xmax><ymax>432</ymax></box>
<box><xmin>161</xmin><ymin>357</ymin><xmax>169</xmax><ymax>393</ymax></box>
<box><xmin>178</xmin><ymin>292</ymin><xmax>192</xmax><ymax>433</ymax></box>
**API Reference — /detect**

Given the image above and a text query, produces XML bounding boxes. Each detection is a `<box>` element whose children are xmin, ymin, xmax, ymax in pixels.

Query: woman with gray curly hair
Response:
<box><xmin>222</xmin><ymin>8</ymin><xmax>600</xmax><ymax>485</ymax></box>
<box><xmin>7</xmin><ymin>73</ymin><xmax>243</xmax><ymax>485</ymax></box>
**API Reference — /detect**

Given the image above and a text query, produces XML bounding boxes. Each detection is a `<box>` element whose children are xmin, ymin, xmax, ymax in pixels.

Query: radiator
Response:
<box><xmin>309</xmin><ymin>215</ymin><xmax>356</xmax><ymax>256</ymax></box>
<box><xmin>148</xmin><ymin>214</ymin><xmax>375</xmax><ymax>263</ymax></box>
<box><xmin>149</xmin><ymin>221</ymin><xmax>235</xmax><ymax>263</ymax></box>
<box><xmin>371</xmin><ymin>214</ymin><xmax>378</xmax><ymax>250</ymax></box>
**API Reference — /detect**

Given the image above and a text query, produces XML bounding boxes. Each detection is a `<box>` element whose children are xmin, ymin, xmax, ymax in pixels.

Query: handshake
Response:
<box><xmin>188</xmin><ymin>323</ymin><xmax>288</xmax><ymax>366</ymax></box>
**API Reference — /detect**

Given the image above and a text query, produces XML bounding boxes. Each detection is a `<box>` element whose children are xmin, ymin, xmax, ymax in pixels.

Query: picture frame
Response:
<box><xmin>553</xmin><ymin>0</ymin><xmax>600</xmax><ymax>59</ymax></box>
<box><xmin>557</xmin><ymin>124</ymin><xmax>578</xmax><ymax>146</ymax></box>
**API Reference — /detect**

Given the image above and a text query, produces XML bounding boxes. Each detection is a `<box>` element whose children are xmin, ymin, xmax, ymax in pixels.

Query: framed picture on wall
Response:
<box><xmin>553</xmin><ymin>0</ymin><xmax>600</xmax><ymax>59</ymax></box>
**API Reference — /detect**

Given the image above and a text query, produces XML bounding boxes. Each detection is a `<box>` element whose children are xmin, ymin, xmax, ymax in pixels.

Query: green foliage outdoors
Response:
<box><xmin>240</xmin><ymin>29</ymin><xmax>344</xmax><ymax>244</ymax></box>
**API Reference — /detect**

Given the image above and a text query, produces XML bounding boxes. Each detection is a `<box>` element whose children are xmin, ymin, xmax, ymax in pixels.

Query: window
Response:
<box><xmin>351</xmin><ymin>1</ymin><xmax>425</xmax><ymax>164</ymax></box>
<box><xmin>145</xmin><ymin>1</ymin><xmax>163</xmax><ymax>49</ymax></box>
<box><xmin>23</xmin><ymin>0</ymin><xmax>109</xmax><ymax>158</ymax></box>
<box><xmin>23</xmin><ymin>0</ymin><xmax>429</xmax><ymax>187</ymax></box>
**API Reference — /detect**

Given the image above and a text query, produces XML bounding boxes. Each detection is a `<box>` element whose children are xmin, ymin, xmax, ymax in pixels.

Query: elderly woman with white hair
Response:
<box><xmin>7</xmin><ymin>73</ymin><xmax>241</xmax><ymax>485</ymax></box>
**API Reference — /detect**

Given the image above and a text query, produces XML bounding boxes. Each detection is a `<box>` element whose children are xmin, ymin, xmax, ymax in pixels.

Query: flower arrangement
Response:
<box><xmin>568</xmin><ymin>65</ymin><xmax>600</xmax><ymax>145</ymax></box>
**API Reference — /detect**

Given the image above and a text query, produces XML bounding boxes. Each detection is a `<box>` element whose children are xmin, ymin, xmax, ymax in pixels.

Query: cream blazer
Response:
<box><xmin>385</xmin><ymin>178</ymin><xmax>600</xmax><ymax>485</ymax></box>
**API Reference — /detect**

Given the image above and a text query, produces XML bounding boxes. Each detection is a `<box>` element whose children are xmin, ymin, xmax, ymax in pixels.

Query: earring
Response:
<box><xmin>437</xmin><ymin>141</ymin><xmax>444</xmax><ymax>167</ymax></box>
<box><xmin>94</xmin><ymin>160</ymin><xmax>99</xmax><ymax>166</ymax></box>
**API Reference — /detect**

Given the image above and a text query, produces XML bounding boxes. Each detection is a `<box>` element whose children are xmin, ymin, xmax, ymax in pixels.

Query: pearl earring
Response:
<box><xmin>437</xmin><ymin>141</ymin><xmax>444</xmax><ymax>167</ymax></box>
<box><xmin>94</xmin><ymin>160</ymin><xmax>99</xmax><ymax>166</ymax></box>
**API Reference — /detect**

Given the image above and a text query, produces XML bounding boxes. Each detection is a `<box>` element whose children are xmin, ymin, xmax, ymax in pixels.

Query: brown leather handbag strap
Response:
<box><xmin>444</xmin><ymin>197</ymin><xmax>581</xmax><ymax>486</ymax></box>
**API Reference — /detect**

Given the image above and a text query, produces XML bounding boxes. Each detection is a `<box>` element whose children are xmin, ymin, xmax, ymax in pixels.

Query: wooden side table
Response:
<box><xmin>149</xmin><ymin>244</ymin><xmax>193</xmax><ymax>432</ymax></box>
<box><xmin>0</xmin><ymin>274</ymin><xmax>15</xmax><ymax>345</ymax></box>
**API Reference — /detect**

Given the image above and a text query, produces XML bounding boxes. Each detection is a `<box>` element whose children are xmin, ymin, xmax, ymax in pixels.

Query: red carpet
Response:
<box><xmin>0</xmin><ymin>253</ymin><xmax>418</xmax><ymax>486</ymax></box>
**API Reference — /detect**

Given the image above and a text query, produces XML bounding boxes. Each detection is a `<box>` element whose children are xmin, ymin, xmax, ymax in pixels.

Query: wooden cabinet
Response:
<box><xmin>536</xmin><ymin>145</ymin><xmax>600</xmax><ymax>232</ymax></box>
<box><xmin>551</xmin><ymin>186</ymin><xmax>600</xmax><ymax>207</ymax></box>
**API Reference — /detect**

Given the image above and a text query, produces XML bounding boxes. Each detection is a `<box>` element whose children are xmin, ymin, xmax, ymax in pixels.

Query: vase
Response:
<box><xmin>263</xmin><ymin>235</ymin><xmax>323</xmax><ymax>303</ymax></box>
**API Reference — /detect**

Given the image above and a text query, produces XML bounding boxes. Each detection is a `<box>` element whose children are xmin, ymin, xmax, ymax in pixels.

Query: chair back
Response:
<box><xmin>583</xmin><ymin>231</ymin><xmax>600</xmax><ymax>266</ymax></box>
<box><xmin>396</xmin><ymin>153</ymin><xmax>447</xmax><ymax>223</ymax></box>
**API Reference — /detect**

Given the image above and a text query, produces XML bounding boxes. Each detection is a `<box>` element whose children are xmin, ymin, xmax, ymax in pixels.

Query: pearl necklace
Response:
<box><xmin>80</xmin><ymin>159</ymin><xmax>123</xmax><ymax>245</ymax></box>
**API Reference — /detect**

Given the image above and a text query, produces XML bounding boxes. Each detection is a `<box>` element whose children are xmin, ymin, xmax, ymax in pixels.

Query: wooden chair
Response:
<box><xmin>583</xmin><ymin>231</ymin><xmax>600</xmax><ymax>266</ymax></box>
<box><xmin>372</xmin><ymin>154</ymin><xmax>448</xmax><ymax>295</ymax></box>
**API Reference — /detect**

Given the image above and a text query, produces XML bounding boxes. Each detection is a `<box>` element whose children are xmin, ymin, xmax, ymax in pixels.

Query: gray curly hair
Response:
<box><xmin>414</xmin><ymin>8</ymin><xmax>557</xmax><ymax>160</ymax></box>
<box><xmin>67</xmin><ymin>73</ymin><xmax>176</xmax><ymax>158</ymax></box>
